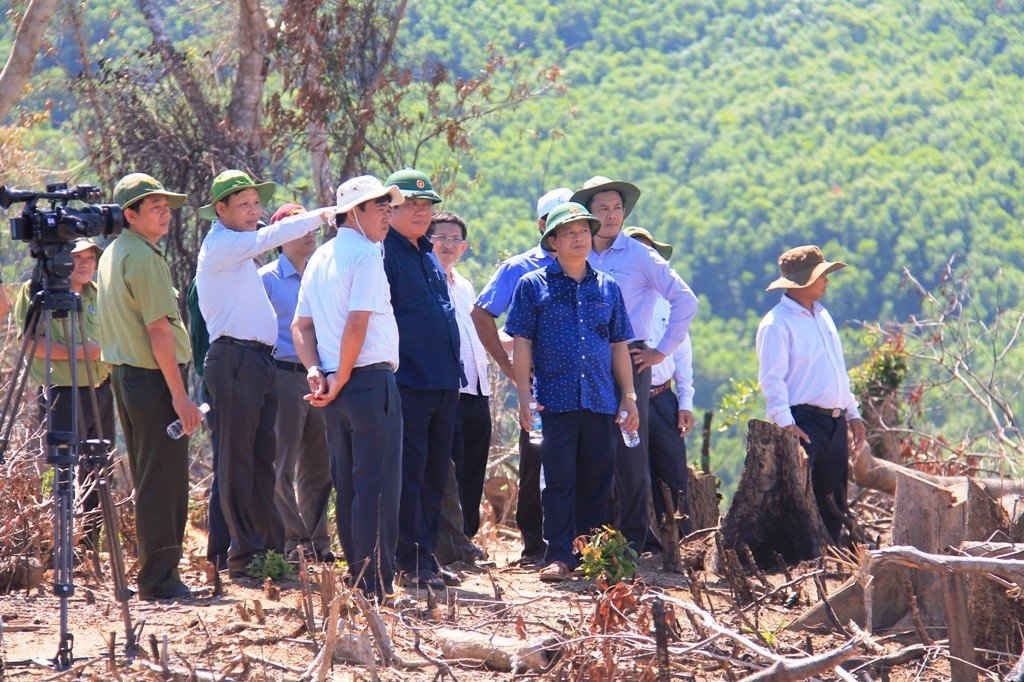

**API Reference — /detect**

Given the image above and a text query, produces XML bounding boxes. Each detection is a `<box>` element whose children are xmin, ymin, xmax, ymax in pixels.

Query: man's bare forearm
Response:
<box><xmin>472</xmin><ymin>305</ymin><xmax>513</xmax><ymax>379</ymax></box>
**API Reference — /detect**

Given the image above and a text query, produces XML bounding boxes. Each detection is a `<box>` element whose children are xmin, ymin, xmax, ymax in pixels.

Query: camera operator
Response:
<box><xmin>98</xmin><ymin>173</ymin><xmax>202</xmax><ymax>601</ymax></box>
<box><xmin>13</xmin><ymin>238</ymin><xmax>113</xmax><ymax>551</ymax></box>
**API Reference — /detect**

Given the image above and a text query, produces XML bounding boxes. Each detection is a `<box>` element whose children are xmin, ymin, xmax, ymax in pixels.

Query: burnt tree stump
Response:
<box><xmin>719</xmin><ymin>419</ymin><xmax>833</xmax><ymax>569</ymax></box>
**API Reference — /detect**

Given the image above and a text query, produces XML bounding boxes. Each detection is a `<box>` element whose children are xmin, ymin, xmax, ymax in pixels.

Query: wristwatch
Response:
<box><xmin>624</xmin><ymin>391</ymin><xmax>638</xmax><ymax>401</ymax></box>
<box><xmin>307</xmin><ymin>365</ymin><xmax>323</xmax><ymax>379</ymax></box>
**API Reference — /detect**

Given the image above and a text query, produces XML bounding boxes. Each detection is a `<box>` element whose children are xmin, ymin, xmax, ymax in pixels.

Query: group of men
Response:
<box><xmin>15</xmin><ymin>162</ymin><xmax>866</xmax><ymax>601</ymax></box>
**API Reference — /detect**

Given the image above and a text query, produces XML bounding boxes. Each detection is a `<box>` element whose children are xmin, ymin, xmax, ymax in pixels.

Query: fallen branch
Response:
<box><xmin>433</xmin><ymin>627</ymin><xmax>561</xmax><ymax>673</ymax></box>
<box><xmin>867</xmin><ymin>545</ymin><xmax>1024</xmax><ymax>582</ymax></box>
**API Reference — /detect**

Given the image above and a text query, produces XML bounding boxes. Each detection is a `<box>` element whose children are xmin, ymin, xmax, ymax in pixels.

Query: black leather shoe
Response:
<box><xmin>140</xmin><ymin>581</ymin><xmax>192</xmax><ymax>601</ymax></box>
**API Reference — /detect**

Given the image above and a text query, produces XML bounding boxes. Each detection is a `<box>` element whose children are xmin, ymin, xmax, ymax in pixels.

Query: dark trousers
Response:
<box><xmin>614</xmin><ymin>343</ymin><xmax>656</xmax><ymax>551</ymax></box>
<box><xmin>540</xmin><ymin>410</ymin><xmax>616</xmax><ymax>568</ymax></box>
<box><xmin>516</xmin><ymin>429</ymin><xmax>545</xmax><ymax>557</ymax></box>
<box><xmin>205</xmin><ymin>340</ymin><xmax>279</xmax><ymax>572</ymax></box>
<box><xmin>111</xmin><ymin>365</ymin><xmax>188</xmax><ymax>596</ymax></box>
<box><xmin>39</xmin><ymin>381</ymin><xmax>116</xmax><ymax>549</ymax></box>
<box><xmin>396</xmin><ymin>386</ymin><xmax>459</xmax><ymax>573</ymax></box>
<box><xmin>791</xmin><ymin>405</ymin><xmax>849</xmax><ymax>543</ymax></box>
<box><xmin>202</xmin><ymin>383</ymin><xmax>230</xmax><ymax>569</ymax></box>
<box><xmin>273</xmin><ymin>367</ymin><xmax>331</xmax><ymax>556</ymax></box>
<box><xmin>648</xmin><ymin>389</ymin><xmax>691</xmax><ymax>533</ymax></box>
<box><xmin>324</xmin><ymin>367</ymin><xmax>402</xmax><ymax>597</ymax></box>
<box><xmin>451</xmin><ymin>392</ymin><xmax>491</xmax><ymax>537</ymax></box>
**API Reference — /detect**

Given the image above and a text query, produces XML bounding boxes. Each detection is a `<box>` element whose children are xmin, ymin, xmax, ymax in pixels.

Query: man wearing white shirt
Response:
<box><xmin>196</xmin><ymin>169</ymin><xmax>333</xmax><ymax>578</ymax></box>
<box><xmin>292</xmin><ymin>175</ymin><xmax>404</xmax><ymax>600</ymax></box>
<box><xmin>429</xmin><ymin>211</ymin><xmax>492</xmax><ymax>541</ymax></box>
<box><xmin>626</xmin><ymin>227</ymin><xmax>694</xmax><ymax>535</ymax></box>
<box><xmin>756</xmin><ymin>245</ymin><xmax>866</xmax><ymax>543</ymax></box>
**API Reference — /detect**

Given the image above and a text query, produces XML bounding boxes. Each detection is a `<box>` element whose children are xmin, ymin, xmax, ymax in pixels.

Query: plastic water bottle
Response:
<box><xmin>619</xmin><ymin>410</ymin><xmax>640</xmax><ymax>448</ymax></box>
<box><xmin>528</xmin><ymin>401</ymin><xmax>543</xmax><ymax>445</ymax></box>
<box><xmin>166</xmin><ymin>402</ymin><xmax>211</xmax><ymax>439</ymax></box>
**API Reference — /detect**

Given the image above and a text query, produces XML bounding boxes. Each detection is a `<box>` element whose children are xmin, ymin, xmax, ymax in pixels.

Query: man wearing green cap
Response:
<box><xmin>99</xmin><ymin>172</ymin><xmax>201</xmax><ymax>600</ymax></box>
<box><xmin>381</xmin><ymin>168</ymin><xmax>463</xmax><ymax>589</ymax></box>
<box><xmin>572</xmin><ymin>175</ymin><xmax>699</xmax><ymax>554</ymax></box>
<box><xmin>196</xmin><ymin>169</ymin><xmax>335</xmax><ymax>579</ymax></box>
<box><xmin>15</xmin><ymin>238</ymin><xmax>113</xmax><ymax>551</ymax></box>
<box><xmin>506</xmin><ymin>201</ymin><xmax>639</xmax><ymax>582</ymax></box>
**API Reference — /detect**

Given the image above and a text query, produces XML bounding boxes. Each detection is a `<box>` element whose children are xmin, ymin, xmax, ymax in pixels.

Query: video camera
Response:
<box><xmin>0</xmin><ymin>183</ymin><xmax>124</xmax><ymax>245</ymax></box>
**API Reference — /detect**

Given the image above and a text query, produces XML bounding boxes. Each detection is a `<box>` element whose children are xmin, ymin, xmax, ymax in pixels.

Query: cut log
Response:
<box><xmin>433</xmin><ymin>628</ymin><xmax>560</xmax><ymax>673</ymax></box>
<box><xmin>719</xmin><ymin>420</ymin><xmax>832</xmax><ymax>568</ymax></box>
<box><xmin>687</xmin><ymin>467</ymin><xmax>720</xmax><ymax>532</ymax></box>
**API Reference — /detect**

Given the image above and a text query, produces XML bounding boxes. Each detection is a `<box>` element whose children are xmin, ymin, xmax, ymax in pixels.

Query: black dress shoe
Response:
<box><xmin>403</xmin><ymin>570</ymin><xmax>445</xmax><ymax>589</ymax></box>
<box><xmin>140</xmin><ymin>581</ymin><xmax>192</xmax><ymax>601</ymax></box>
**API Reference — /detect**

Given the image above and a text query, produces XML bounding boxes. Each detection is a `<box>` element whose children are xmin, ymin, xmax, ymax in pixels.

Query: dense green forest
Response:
<box><xmin>3</xmin><ymin>0</ymin><xmax>1023</xmax><ymax>492</ymax></box>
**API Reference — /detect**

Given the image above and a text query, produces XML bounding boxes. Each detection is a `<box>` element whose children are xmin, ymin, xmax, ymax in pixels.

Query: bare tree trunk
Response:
<box><xmin>227</xmin><ymin>0</ymin><xmax>269</xmax><ymax>145</ymax></box>
<box><xmin>0</xmin><ymin>0</ymin><xmax>61</xmax><ymax>121</ymax></box>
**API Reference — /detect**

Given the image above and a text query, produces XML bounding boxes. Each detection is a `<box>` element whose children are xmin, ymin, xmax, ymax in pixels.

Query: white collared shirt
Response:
<box><xmin>197</xmin><ymin>211</ymin><xmax>326</xmax><ymax>345</ymax></box>
<box><xmin>756</xmin><ymin>295</ymin><xmax>861</xmax><ymax>428</ymax></box>
<box><xmin>295</xmin><ymin>228</ymin><xmax>399</xmax><ymax>372</ymax></box>
<box><xmin>449</xmin><ymin>269</ymin><xmax>490</xmax><ymax>396</ymax></box>
<box><xmin>648</xmin><ymin>296</ymin><xmax>694</xmax><ymax>410</ymax></box>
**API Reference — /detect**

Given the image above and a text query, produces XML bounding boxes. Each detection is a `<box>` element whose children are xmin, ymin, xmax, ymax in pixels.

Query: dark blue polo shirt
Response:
<box><xmin>383</xmin><ymin>227</ymin><xmax>461</xmax><ymax>390</ymax></box>
<box><xmin>505</xmin><ymin>260</ymin><xmax>633</xmax><ymax>415</ymax></box>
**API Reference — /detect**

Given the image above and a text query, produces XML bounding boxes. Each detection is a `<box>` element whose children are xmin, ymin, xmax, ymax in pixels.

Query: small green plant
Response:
<box><xmin>716</xmin><ymin>377</ymin><xmax>762</xmax><ymax>431</ymax></box>
<box><xmin>575</xmin><ymin>526</ymin><xmax>638</xmax><ymax>584</ymax></box>
<box><xmin>246</xmin><ymin>550</ymin><xmax>294</xmax><ymax>581</ymax></box>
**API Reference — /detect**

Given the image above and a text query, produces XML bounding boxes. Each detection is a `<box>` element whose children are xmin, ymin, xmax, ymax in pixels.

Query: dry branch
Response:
<box><xmin>434</xmin><ymin>628</ymin><xmax>561</xmax><ymax>672</ymax></box>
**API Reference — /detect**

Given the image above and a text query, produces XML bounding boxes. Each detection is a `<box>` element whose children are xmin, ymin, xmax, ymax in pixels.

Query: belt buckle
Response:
<box><xmin>830</xmin><ymin>408</ymin><xmax>842</xmax><ymax>418</ymax></box>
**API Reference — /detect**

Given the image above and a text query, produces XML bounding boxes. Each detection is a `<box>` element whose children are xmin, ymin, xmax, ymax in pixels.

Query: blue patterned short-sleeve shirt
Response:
<box><xmin>505</xmin><ymin>260</ymin><xmax>633</xmax><ymax>415</ymax></box>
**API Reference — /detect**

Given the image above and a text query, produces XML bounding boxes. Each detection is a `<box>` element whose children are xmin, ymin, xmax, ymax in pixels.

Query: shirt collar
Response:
<box><xmin>386</xmin><ymin>226</ymin><xmax>434</xmax><ymax>254</ymax></box>
<box><xmin>779</xmin><ymin>294</ymin><xmax>822</xmax><ymax>316</ymax></box>
<box><xmin>278</xmin><ymin>254</ymin><xmax>300</xmax><ymax>279</ymax></box>
<box><xmin>548</xmin><ymin>259</ymin><xmax>597</xmax><ymax>282</ymax></box>
<box><xmin>607</xmin><ymin>230</ymin><xmax>630</xmax><ymax>251</ymax></box>
<box><xmin>125</xmin><ymin>227</ymin><xmax>164</xmax><ymax>256</ymax></box>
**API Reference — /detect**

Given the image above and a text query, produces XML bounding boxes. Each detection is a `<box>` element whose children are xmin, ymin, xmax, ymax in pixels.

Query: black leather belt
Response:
<box><xmin>794</xmin><ymin>404</ymin><xmax>845</xmax><ymax>419</ymax></box>
<box><xmin>274</xmin><ymin>359</ymin><xmax>305</xmax><ymax>373</ymax></box>
<box><xmin>215</xmin><ymin>336</ymin><xmax>274</xmax><ymax>355</ymax></box>
<box><xmin>351</xmin><ymin>362</ymin><xmax>393</xmax><ymax>373</ymax></box>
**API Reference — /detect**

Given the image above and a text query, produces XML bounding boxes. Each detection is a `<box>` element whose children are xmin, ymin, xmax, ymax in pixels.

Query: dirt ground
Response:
<box><xmin>0</xmin><ymin>515</ymin><xmax>969</xmax><ymax>682</ymax></box>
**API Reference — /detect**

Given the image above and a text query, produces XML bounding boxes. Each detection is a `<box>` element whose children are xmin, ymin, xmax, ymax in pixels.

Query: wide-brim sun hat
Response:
<box><xmin>570</xmin><ymin>175</ymin><xmax>641</xmax><ymax>219</ymax></box>
<box><xmin>623</xmin><ymin>226</ymin><xmax>673</xmax><ymax>260</ymax></box>
<box><xmin>113</xmin><ymin>173</ymin><xmax>186</xmax><ymax>211</ymax></box>
<box><xmin>540</xmin><ymin>202</ymin><xmax>601</xmax><ymax>250</ymax></box>
<box><xmin>766</xmin><ymin>244</ymin><xmax>847</xmax><ymax>291</ymax></box>
<box><xmin>199</xmin><ymin>169</ymin><xmax>277</xmax><ymax>221</ymax></box>
<box><xmin>335</xmin><ymin>175</ymin><xmax>404</xmax><ymax>215</ymax></box>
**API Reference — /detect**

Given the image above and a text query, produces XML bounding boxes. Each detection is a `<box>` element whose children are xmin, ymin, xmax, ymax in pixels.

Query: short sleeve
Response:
<box><xmin>607</xmin><ymin>281</ymin><xmax>634</xmax><ymax>343</ymax></box>
<box><xmin>125</xmin><ymin>251</ymin><xmax>180</xmax><ymax>326</ymax></box>
<box><xmin>504</xmin><ymin>277</ymin><xmax>537</xmax><ymax>340</ymax></box>
<box><xmin>349</xmin><ymin>251</ymin><xmax>391</xmax><ymax>313</ymax></box>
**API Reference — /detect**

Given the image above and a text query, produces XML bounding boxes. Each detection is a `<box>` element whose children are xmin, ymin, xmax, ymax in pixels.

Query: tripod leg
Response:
<box><xmin>51</xmin><ymin>460</ymin><xmax>75</xmax><ymax>669</ymax></box>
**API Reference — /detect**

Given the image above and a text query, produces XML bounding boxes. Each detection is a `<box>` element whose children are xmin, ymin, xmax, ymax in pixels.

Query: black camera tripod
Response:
<box><xmin>0</xmin><ymin>275</ymin><xmax>140</xmax><ymax>670</ymax></box>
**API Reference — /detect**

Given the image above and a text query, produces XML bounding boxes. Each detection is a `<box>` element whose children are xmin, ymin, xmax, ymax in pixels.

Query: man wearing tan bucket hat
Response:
<box><xmin>756</xmin><ymin>245</ymin><xmax>866</xmax><ymax>544</ymax></box>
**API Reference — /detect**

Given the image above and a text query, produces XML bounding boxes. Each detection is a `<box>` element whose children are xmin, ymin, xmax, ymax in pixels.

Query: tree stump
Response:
<box><xmin>686</xmin><ymin>467</ymin><xmax>720</xmax><ymax>532</ymax></box>
<box><xmin>719</xmin><ymin>420</ymin><xmax>832</xmax><ymax>569</ymax></box>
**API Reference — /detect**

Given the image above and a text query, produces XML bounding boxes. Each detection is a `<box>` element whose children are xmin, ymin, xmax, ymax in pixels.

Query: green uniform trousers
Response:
<box><xmin>111</xmin><ymin>364</ymin><xmax>189</xmax><ymax>596</ymax></box>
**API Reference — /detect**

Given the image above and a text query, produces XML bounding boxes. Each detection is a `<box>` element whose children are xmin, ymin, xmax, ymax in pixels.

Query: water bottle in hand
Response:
<box><xmin>166</xmin><ymin>402</ymin><xmax>211</xmax><ymax>440</ymax></box>
<box><xmin>528</xmin><ymin>401</ymin><xmax>543</xmax><ymax>445</ymax></box>
<box><xmin>619</xmin><ymin>410</ymin><xmax>640</xmax><ymax>448</ymax></box>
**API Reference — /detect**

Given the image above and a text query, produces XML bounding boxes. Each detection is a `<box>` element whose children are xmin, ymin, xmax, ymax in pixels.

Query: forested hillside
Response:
<box><xmin>2</xmin><ymin>0</ymin><xmax>1023</xmax><ymax>489</ymax></box>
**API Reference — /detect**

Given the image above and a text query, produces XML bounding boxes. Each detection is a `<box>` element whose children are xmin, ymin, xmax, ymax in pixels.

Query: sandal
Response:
<box><xmin>539</xmin><ymin>561</ymin><xmax>570</xmax><ymax>582</ymax></box>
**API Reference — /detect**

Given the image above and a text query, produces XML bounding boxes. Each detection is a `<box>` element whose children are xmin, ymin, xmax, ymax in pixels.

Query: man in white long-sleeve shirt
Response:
<box><xmin>196</xmin><ymin>169</ymin><xmax>334</xmax><ymax>578</ymax></box>
<box><xmin>755</xmin><ymin>245</ymin><xmax>866</xmax><ymax>543</ymax></box>
<box><xmin>626</xmin><ymin>227</ymin><xmax>695</xmax><ymax>535</ymax></box>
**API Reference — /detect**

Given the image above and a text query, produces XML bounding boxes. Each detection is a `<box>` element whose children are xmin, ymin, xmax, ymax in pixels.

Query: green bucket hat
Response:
<box><xmin>624</xmin><ymin>226</ymin><xmax>673</xmax><ymax>260</ymax></box>
<box><xmin>113</xmin><ymin>173</ymin><xmax>186</xmax><ymax>211</ymax></box>
<box><xmin>540</xmin><ymin>202</ymin><xmax>601</xmax><ymax>250</ymax></box>
<box><xmin>199</xmin><ymin>169</ymin><xmax>277</xmax><ymax>221</ymax></box>
<box><xmin>570</xmin><ymin>175</ymin><xmax>641</xmax><ymax>219</ymax></box>
<box><xmin>384</xmin><ymin>168</ymin><xmax>442</xmax><ymax>203</ymax></box>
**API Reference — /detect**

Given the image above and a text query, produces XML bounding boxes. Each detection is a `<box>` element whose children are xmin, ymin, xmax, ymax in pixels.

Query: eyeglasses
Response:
<box><xmin>429</xmin><ymin>235</ymin><xmax>466</xmax><ymax>245</ymax></box>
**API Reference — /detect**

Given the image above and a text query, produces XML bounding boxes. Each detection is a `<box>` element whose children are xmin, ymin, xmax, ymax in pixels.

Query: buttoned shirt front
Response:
<box><xmin>648</xmin><ymin>296</ymin><xmax>694</xmax><ymax>411</ymax></box>
<box><xmin>383</xmin><ymin>227</ymin><xmax>461</xmax><ymax>390</ymax></box>
<box><xmin>505</xmin><ymin>261</ymin><xmax>633</xmax><ymax>415</ymax></box>
<box><xmin>756</xmin><ymin>294</ymin><xmax>862</xmax><ymax>428</ymax></box>
<box><xmin>259</xmin><ymin>254</ymin><xmax>303</xmax><ymax>362</ymax></box>
<box><xmin>197</xmin><ymin>212</ymin><xmax>324</xmax><ymax>346</ymax></box>
<box><xmin>475</xmin><ymin>244</ymin><xmax>554</xmax><ymax>317</ymax></box>
<box><xmin>588</xmin><ymin>231</ymin><xmax>698</xmax><ymax>356</ymax></box>
<box><xmin>97</xmin><ymin>228</ymin><xmax>190</xmax><ymax>368</ymax></box>
<box><xmin>295</xmin><ymin>228</ymin><xmax>399</xmax><ymax>372</ymax></box>
<box><xmin>449</xmin><ymin>269</ymin><xmax>490</xmax><ymax>396</ymax></box>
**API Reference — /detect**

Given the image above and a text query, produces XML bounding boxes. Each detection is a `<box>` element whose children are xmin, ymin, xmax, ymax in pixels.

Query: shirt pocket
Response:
<box><xmin>588</xmin><ymin>301</ymin><xmax>612</xmax><ymax>340</ymax></box>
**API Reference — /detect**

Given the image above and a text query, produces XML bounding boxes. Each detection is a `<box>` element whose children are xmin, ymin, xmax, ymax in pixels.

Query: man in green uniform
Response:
<box><xmin>98</xmin><ymin>173</ymin><xmax>203</xmax><ymax>601</ymax></box>
<box><xmin>14</xmin><ymin>238</ymin><xmax>113</xmax><ymax>550</ymax></box>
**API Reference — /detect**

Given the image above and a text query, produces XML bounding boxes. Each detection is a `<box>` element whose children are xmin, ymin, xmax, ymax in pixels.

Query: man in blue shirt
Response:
<box><xmin>471</xmin><ymin>187</ymin><xmax>571</xmax><ymax>564</ymax></box>
<box><xmin>573</xmin><ymin>175</ymin><xmax>699</xmax><ymax>554</ymax></box>
<box><xmin>259</xmin><ymin>203</ymin><xmax>331</xmax><ymax>562</ymax></box>
<box><xmin>382</xmin><ymin>168</ymin><xmax>463</xmax><ymax>589</ymax></box>
<box><xmin>506</xmin><ymin>202</ymin><xmax>639</xmax><ymax>582</ymax></box>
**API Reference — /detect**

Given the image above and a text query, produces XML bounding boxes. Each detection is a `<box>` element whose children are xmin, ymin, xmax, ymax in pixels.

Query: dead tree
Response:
<box><xmin>719</xmin><ymin>420</ymin><xmax>832</xmax><ymax>569</ymax></box>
